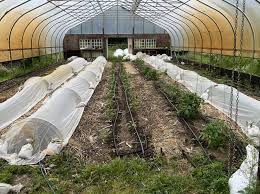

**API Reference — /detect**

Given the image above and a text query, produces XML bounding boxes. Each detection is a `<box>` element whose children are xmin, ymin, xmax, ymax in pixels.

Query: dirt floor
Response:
<box><xmin>66</xmin><ymin>61</ymin><xmax>245</xmax><ymax>165</ymax></box>
<box><xmin>66</xmin><ymin>63</ymin><xmax>113</xmax><ymax>164</ymax></box>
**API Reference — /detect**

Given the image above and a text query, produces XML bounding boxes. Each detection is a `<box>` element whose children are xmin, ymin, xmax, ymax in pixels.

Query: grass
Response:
<box><xmin>0</xmin><ymin>53</ymin><xmax>63</xmax><ymax>82</ymax></box>
<box><xmin>0</xmin><ymin>153</ymin><xmax>230</xmax><ymax>194</ymax></box>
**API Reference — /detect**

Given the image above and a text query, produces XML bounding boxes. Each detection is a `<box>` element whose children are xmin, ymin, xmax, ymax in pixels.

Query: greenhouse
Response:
<box><xmin>0</xmin><ymin>0</ymin><xmax>260</xmax><ymax>193</ymax></box>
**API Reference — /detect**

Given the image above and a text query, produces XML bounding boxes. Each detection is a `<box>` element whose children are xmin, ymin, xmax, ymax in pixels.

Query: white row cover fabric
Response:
<box><xmin>0</xmin><ymin>57</ymin><xmax>87</xmax><ymax>131</ymax></box>
<box><xmin>0</xmin><ymin>183</ymin><xmax>23</xmax><ymax>194</ymax></box>
<box><xmin>0</xmin><ymin>56</ymin><xmax>107</xmax><ymax>165</ymax></box>
<box><xmin>134</xmin><ymin>53</ymin><xmax>260</xmax><ymax>194</ymax></box>
<box><xmin>123</xmin><ymin>54</ymin><xmax>137</xmax><ymax>61</ymax></box>
<box><xmin>229</xmin><ymin>145</ymin><xmax>259</xmax><ymax>194</ymax></box>
<box><xmin>114</xmin><ymin>49</ymin><xmax>128</xmax><ymax>57</ymax></box>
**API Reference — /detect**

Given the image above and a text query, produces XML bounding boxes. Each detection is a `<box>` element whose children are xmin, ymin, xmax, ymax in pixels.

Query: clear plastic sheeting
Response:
<box><xmin>0</xmin><ymin>0</ymin><xmax>260</xmax><ymax>63</ymax></box>
<box><xmin>135</xmin><ymin>53</ymin><xmax>260</xmax><ymax>193</ymax></box>
<box><xmin>123</xmin><ymin>54</ymin><xmax>137</xmax><ymax>61</ymax></box>
<box><xmin>0</xmin><ymin>56</ymin><xmax>107</xmax><ymax>165</ymax></box>
<box><xmin>0</xmin><ymin>57</ymin><xmax>87</xmax><ymax>131</ymax></box>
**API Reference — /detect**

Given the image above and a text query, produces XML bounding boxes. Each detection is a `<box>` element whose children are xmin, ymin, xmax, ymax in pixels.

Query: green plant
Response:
<box><xmin>120</xmin><ymin>62</ymin><xmax>139</xmax><ymax>111</ymax></box>
<box><xmin>177</xmin><ymin>92</ymin><xmax>202</xmax><ymax>120</ymax></box>
<box><xmin>0</xmin><ymin>53</ymin><xmax>64</xmax><ymax>82</ymax></box>
<box><xmin>134</xmin><ymin>59</ymin><xmax>160</xmax><ymax>81</ymax></box>
<box><xmin>192</xmin><ymin>160</ymin><xmax>229</xmax><ymax>194</ymax></box>
<box><xmin>178</xmin><ymin>52</ymin><xmax>260</xmax><ymax>77</ymax></box>
<box><xmin>239</xmin><ymin>183</ymin><xmax>260</xmax><ymax>194</ymax></box>
<box><xmin>200</xmin><ymin>120</ymin><xmax>230</xmax><ymax>149</ymax></box>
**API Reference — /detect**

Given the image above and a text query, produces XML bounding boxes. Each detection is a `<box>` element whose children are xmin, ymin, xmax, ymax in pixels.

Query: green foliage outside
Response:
<box><xmin>0</xmin><ymin>53</ymin><xmax>63</xmax><ymax>82</ymax></box>
<box><xmin>176</xmin><ymin>52</ymin><xmax>260</xmax><ymax>77</ymax></box>
<box><xmin>0</xmin><ymin>153</ymin><xmax>229</xmax><ymax>194</ymax></box>
<box><xmin>200</xmin><ymin>120</ymin><xmax>230</xmax><ymax>149</ymax></box>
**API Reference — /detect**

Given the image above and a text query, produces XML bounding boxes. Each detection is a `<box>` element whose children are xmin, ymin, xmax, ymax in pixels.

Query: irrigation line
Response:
<box><xmin>158</xmin><ymin>88</ymin><xmax>212</xmax><ymax>162</ymax></box>
<box><xmin>39</xmin><ymin>161</ymin><xmax>56</xmax><ymax>194</ymax></box>
<box><xmin>111</xmin><ymin>62</ymin><xmax>146</xmax><ymax>156</ymax></box>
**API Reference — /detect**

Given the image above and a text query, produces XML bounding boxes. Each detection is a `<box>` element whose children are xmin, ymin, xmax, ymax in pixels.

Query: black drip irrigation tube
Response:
<box><xmin>111</xmin><ymin>62</ymin><xmax>147</xmax><ymax>157</ymax></box>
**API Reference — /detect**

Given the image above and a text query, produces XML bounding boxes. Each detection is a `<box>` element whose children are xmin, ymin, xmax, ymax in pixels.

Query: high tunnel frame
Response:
<box><xmin>0</xmin><ymin>0</ymin><xmax>259</xmax><ymax>65</ymax></box>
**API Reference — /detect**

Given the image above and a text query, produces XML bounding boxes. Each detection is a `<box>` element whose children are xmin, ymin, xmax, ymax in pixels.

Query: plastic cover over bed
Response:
<box><xmin>0</xmin><ymin>56</ymin><xmax>107</xmax><ymax>165</ymax></box>
<box><xmin>0</xmin><ymin>57</ymin><xmax>87</xmax><ymax>131</ymax></box>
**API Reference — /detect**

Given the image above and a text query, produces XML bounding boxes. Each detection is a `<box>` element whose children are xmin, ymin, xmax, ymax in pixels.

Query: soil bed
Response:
<box><xmin>124</xmin><ymin>62</ymin><xmax>195</xmax><ymax>161</ymax></box>
<box><xmin>130</xmin><ymin>61</ymin><xmax>246</xmax><ymax>168</ymax></box>
<box><xmin>65</xmin><ymin>63</ymin><xmax>113</xmax><ymax>164</ymax></box>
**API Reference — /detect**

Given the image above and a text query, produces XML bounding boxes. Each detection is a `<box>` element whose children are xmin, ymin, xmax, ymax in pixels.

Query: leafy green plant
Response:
<box><xmin>155</xmin><ymin>80</ymin><xmax>202</xmax><ymax>120</ymax></box>
<box><xmin>177</xmin><ymin>92</ymin><xmax>202</xmax><ymax>120</ymax></box>
<box><xmin>192</xmin><ymin>160</ymin><xmax>229</xmax><ymax>194</ymax></box>
<box><xmin>134</xmin><ymin>59</ymin><xmax>159</xmax><ymax>81</ymax></box>
<box><xmin>200</xmin><ymin>120</ymin><xmax>230</xmax><ymax>149</ymax></box>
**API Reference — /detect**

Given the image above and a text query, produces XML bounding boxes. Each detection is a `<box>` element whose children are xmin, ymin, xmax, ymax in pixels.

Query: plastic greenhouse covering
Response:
<box><xmin>1</xmin><ymin>0</ymin><xmax>260</xmax><ymax>193</ymax></box>
<box><xmin>0</xmin><ymin>56</ymin><xmax>107</xmax><ymax>165</ymax></box>
<box><xmin>0</xmin><ymin>0</ymin><xmax>260</xmax><ymax>63</ymax></box>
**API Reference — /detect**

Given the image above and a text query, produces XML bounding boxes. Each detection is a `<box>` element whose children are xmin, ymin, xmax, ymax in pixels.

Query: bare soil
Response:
<box><xmin>66</xmin><ymin>63</ymin><xmax>113</xmax><ymax>164</ymax></box>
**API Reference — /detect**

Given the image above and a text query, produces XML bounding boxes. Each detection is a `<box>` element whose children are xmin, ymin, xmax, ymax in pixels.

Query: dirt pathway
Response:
<box><xmin>113</xmin><ymin>63</ymin><xmax>142</xmax><ymax>155</ymax></box>
<box><xmin>66</xmin><ymin>63</ymin><xmax>113</xmax><ymax>164</ymax></box>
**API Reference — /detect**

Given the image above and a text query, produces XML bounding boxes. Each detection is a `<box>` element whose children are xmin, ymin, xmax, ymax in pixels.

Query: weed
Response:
<box><xmin>0</xmin><ymin>53</ymin><xmax>64</xmax><ymax>82</ymax></box>
<box><xmin>239</xmin><ymin>183</ymin><xmax>260</xmax><ymax>194</ymax></box>
<box><xmin>192</xmin><ymin>158</ymin><xmax>229</xmax><ymax>194</ymax></box>
<box><xmin>0</xmin><ymin>152</ymin><xmax>231</xmax><ymax>194</ymax></box>
<box><xmin>200</xmin><ymin>120</ymin><xmax>230</xmax><ymax>149</ymax></box>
